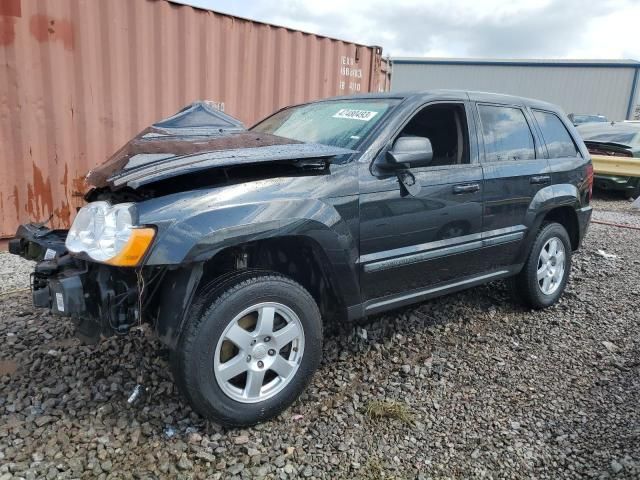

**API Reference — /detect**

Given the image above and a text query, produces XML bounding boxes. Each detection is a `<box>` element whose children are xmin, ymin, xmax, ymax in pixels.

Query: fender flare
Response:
<box><xmin>516</xmin><ymin>184</ymin><xmax>581</xmax><ymax>265</ymax></box>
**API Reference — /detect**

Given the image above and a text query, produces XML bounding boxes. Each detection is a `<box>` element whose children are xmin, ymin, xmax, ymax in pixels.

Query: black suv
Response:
<box><xmin>10</xmin><ymin>91</ymin><xmax>593</xmax><ymax>426</ymax></box>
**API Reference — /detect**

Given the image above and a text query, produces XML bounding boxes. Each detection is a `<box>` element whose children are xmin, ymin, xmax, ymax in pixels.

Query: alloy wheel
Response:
<box><xmin>537</xmin><ymin>236</ymin><xmax>566</xmax><ymax>295</ymax></box>
<box><xmin>213</xmin><ymin>302</ymin><xmax>305</xmax><ymax>403</ymax></box>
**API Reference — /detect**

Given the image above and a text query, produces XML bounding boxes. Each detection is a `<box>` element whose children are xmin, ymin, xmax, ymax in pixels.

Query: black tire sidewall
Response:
<box><xmin>521</xmin><ymin>223</ymin><xmax>572</xmax><ymax>308</ymax></box>
<box><xmin>624</xmin><ymin>182</ymin><xmax>640</xmax><ymax>200</ymax></box>
<box><xmin>180</xmin><ymin>274</ymin><xmax>322</xmax><ymax>426</ymax></box>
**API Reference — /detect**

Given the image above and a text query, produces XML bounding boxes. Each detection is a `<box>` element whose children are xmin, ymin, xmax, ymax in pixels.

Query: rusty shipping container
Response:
<box><xmin>0</xmin><ymin>0</ymin><xmax>388</xmax><ymax>237</ymax></box>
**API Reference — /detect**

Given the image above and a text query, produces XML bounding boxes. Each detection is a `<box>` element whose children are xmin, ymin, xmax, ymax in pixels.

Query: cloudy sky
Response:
<box><xmin>173</xmin><ymin>0</ymin><xmax>640</xmax><ymax>59</ymax></box>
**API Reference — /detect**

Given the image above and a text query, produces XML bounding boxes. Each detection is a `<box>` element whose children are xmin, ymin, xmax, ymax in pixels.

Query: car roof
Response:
<box><xmin>314</xmin><ymin>90</ymin><xmax>562</xmax><ymax>112</ymax></box>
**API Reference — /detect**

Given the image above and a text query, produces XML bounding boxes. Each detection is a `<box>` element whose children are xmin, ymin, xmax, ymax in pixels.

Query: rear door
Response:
<box><xmin>472</xmin><ymin>99</ymin><xmax>550</xmax><ymax>269</ymax></box>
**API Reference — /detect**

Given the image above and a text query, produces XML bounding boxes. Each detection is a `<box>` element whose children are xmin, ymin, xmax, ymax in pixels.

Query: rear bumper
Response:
<box><xmin>594</xmin><ymin>174</ymin><xmax>637</xmax><ymax>192</ymax></box>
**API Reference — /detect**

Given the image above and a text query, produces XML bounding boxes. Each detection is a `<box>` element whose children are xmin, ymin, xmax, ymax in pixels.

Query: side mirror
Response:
<box><xmin>385</xmin><ymin>136</ymin><xmax>433</xmax><ymax>168</ymax></box>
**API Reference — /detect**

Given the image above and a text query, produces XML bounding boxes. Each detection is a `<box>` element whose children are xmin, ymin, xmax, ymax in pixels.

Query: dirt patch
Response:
<box><xmin>0</xmin><ymin>359</ymin><xmax>18</xmax><ymax>376</ymax></box>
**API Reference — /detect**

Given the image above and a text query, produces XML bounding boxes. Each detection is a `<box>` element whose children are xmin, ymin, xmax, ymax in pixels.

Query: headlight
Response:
<box><xmin>66</xmin><ymin>201</ymin><xmax>155</xmax><ymax>266</ymax></box>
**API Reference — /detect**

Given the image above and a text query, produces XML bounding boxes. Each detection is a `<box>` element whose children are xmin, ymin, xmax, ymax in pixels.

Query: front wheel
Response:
<box><xmin>171</xmin><ymin>272</ymin><xmax>322</xmax><ymax>426</ymax></box>
<box><xmin>512</xmin><ymin>222</ymin><xmax>572</xmax><ymax>309</ymax></box>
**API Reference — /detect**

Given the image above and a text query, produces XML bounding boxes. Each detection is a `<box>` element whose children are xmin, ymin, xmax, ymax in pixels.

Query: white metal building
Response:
<box><xmin>391</xmin><ymin>58</ymin><xmax>640</xmax><ymax>121</ymax></box>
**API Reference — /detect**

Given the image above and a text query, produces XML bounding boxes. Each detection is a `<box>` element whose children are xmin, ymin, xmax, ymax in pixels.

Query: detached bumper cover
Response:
<box><xmin>9</xmin><ymin>223</ymin><xmax>67</xmax><ymax>261</ymax></box>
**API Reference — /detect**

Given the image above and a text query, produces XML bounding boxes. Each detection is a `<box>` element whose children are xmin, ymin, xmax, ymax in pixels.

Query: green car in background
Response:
<box><xmin>577</xmin><ymin>122</ymin><xmax>640</xmax><ymax>199</ymax></box>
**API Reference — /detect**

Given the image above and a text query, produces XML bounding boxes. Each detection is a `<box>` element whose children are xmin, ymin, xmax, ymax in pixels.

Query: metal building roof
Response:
<box><xmin>392</xmin><ymin>57</ymin><xmax>640</xmax><ymax>68</ymax></box>
<box><xmin>391</xmin><ymin>57</ymin><xmax>640</xmax><ymax>122</ymax></box>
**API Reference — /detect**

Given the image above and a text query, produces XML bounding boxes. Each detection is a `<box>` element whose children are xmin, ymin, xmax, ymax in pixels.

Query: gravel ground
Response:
<box><xmin>1</xmin><ymin>195</ymin><xmax>639</xmax><ymax>480</ymax></box>
<box><xmin>0</xmin><ymin>251</ymin><xmax>33</xmax><ymax>295</ymax></box>
<box><xmin>591</xmin><ymin>193</ymin><xmax>640</xmax><ymax>227</ymax></box>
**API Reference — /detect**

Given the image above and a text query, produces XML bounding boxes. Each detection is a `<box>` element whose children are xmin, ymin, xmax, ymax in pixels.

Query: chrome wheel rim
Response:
<box><xmin>213</xmin><ymin>302</ymin><xmax>305</xmax><ymax>403</ymax></box>
<box><xmin>537</xmin><ymin>236</ymin><xmax>566</xmax><ymax>295</ymax></box>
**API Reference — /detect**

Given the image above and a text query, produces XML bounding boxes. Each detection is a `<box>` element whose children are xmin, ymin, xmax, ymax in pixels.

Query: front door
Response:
<box><xmin>358</xmin><ymin>101</ymin><xmax>484</xmax><ymax>304</ymax></box>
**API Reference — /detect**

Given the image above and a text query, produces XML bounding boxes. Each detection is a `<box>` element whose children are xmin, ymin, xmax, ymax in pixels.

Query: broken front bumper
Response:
<box><xmin>32</xmin><ymin>259</ymin><xmax>87</xmax><ymax>317</ymax></box>
<box><xmin>8</xmin><ymin>223</ymin><xmax>68</xmax><ymax>261</ymax></box>
<box><xmin>10</xmin><ymin>224</ymin><xmax>142</xmax><ymax>343</ymax></box>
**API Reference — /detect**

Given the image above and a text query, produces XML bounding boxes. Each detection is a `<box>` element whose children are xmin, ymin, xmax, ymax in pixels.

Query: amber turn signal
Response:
<box><xmin>105</xmin><ymin>228</ymin><xmax>156</xmax><ymax>267</ymax></box>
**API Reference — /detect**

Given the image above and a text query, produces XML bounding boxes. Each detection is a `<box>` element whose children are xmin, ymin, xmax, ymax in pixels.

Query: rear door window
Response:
<box><xmin>533</xmin><ymin>110</ymin><xmax>580</xmax><ymax>158</ymax></box>
<box><xmin>478</xmin><ymin>105</ymin><xmax>536</xmax><ymax>162</ymax></box>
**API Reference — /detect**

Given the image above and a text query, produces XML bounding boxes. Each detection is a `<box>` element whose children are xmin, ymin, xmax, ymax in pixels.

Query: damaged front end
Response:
<box><xmin>10</xmin><ymin>220</ymin><xmax>163</xmax><ymax>344</ymax></box>
<box><xmin>9</xmin><ymin>101</ymin><xmax>352</xmax><ymax>345</ymax></box>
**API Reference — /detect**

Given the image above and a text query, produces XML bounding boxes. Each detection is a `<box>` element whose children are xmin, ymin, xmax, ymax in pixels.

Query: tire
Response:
<box><xmin>624</xmin><ymin>182</ymin><xmax>640</xmax><ymax>200</ymax></box>
<box><xmin>512</xmin><ymin>222</ymin><xmax>572</xmax><ymax>309</ymax></box>
<box><xmin>171</xmin><ymin>271</ymin><xmax>322</xmax><ymax>427</ymax></box>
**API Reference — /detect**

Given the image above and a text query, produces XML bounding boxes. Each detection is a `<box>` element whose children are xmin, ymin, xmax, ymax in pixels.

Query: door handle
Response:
<box><xmin>530</xmin><ymin>175</ymin><xmax>551</xmax><ymax>184</ymax></box>
<box><xmin>452</xmin><ymin>183</ymin><xmax>480</xmax><ymax>194</ymax></box>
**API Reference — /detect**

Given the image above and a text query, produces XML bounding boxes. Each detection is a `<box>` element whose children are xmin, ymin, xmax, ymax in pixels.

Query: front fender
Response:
<box><xmin>139</xmin><ymin>193</ymin><xmax>361</xmax><ymax>307</ymax></box>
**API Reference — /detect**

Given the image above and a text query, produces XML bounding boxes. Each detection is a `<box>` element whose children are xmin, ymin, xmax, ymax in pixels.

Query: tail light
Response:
<box><xmin>585</xmin><ymin>163</ymin><xmax>594</xmax><ymax>201</ymax></box>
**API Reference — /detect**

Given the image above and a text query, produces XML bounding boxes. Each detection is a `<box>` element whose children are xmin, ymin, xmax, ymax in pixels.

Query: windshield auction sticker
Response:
<box><xmin>333</xmin><ymin>109</ymin><xmax>378</xmax><ymax>121</ymax></box>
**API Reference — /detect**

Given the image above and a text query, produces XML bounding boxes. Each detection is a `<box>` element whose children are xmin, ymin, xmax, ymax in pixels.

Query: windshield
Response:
<box><xmin>251</xmin><ymin>99</ymin><xmax>400</xmax><ymax>151</ymax></box>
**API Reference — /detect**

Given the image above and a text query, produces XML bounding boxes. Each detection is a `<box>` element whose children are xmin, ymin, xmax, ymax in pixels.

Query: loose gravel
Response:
<box><xmin>0</xmin><ymin>252</ymin><xmax>33</xmax><ymax>295</ymax></box>
<box><xmin>591</xmin><ymin>194</ymin><xmax>640</xmax><ymax>228</ymax></box>
<box><xmin>1</xmin><ymin>195</ymin><xmax>639</xmax><ymax>479</ymax></box>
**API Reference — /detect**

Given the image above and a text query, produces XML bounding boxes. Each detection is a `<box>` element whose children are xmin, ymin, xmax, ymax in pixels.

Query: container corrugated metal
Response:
<box><xmin>391</xmin><ymin>57</ymin><xmax>640</xmax><ymax>122</ymax></box>
<box><xmin>0</xmin><ymin>0</ymin><xmax>387</xmax><ymax>237</ymax></box>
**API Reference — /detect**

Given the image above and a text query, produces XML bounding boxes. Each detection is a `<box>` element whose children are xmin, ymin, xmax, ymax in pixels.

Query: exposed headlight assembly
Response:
<box><xmin>65</xmin><ymin>201</ymin><xmax>155</xmax><ymax>267</ymax></box>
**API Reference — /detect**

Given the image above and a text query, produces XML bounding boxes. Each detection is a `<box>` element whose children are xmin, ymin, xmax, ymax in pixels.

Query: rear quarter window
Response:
<box><xmin>533</xmin><ymin>110</ymin><xmax>580</xmax><ymax>158</ymax></box>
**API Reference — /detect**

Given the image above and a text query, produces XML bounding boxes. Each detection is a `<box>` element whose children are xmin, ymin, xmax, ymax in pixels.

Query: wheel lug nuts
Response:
<box><xmin>257</xmin><ymin>361</ymin><xmax>264</xmax><ymax>368</ymax></box>
<box><xmin>251</xmin><ymin>339</ymin><xmax>256</xmax><ymax>345</ymax></box>
<box><xmin>264</xmin><ymin>336</ymin><xmax>271</xmax><ymax>342</ymax></box>
<box><xmin>246</xmin><ymin>355</ymin><xmax>251</xmax><ymax>362</ymax></box>
<box><xmin>268</xmin><ymin>349</ymin><xmax>275</xmax><ymax>356</ymax></box>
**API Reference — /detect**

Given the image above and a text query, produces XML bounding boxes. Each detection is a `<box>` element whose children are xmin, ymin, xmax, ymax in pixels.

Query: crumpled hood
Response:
<box><xmin>87</xmin><ymin>101</ymin><xmax>354</xmax><ymax>189</ymax></box>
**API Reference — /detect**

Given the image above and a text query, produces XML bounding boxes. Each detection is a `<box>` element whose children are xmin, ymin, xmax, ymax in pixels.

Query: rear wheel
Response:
<box><xmin>513</xmin><ymin>222</ymin><xmax>572</xmax><ymax>309</ymax></box>
<box><xmin>171</xmin><ymin>272</ymin><xmax>322</xmax><ymax>426</ymax></box>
